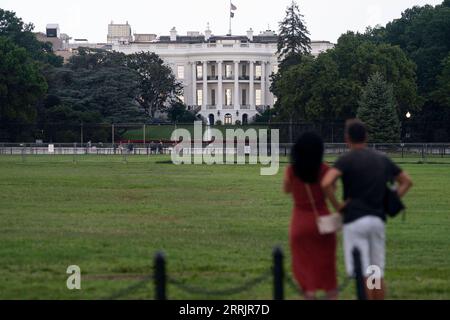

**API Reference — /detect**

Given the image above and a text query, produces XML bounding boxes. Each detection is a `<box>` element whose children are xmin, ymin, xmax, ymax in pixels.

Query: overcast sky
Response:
<box><xmin>1</xmin><ymin>0</ymin><xmax>444</xmax><ymax>43</ymax></box>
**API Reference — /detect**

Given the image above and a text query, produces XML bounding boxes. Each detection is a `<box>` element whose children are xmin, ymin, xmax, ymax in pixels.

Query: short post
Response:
<box><xmin>154</xmin><ymin>251</ymin><xmax>167</xmax><ymax>300</ymax></box>
<box><xmin>112</xmin><ymin>124</ymin><xmax>115</xmax><ymax>155</ymax></box>
<box><xmin>143</xmin><ymin>124</ymin><xmax>146</xmax><ymax>146</ymax></box>
<box><xmin>352</xmin><ymin>247</ymin><xmax>367</xmax><ymax>300</ymax></box>
<box><xmin>273</xmin><ymin>246</ymin><xmax>284</xmax><ymax>300</ymax></box>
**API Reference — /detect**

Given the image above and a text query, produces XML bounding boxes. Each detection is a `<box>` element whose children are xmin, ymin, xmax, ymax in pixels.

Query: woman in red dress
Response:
<box><xmin>283</xmin><ymin>132</ymin><xmax>337</xmax><ymax>300</ymax></box>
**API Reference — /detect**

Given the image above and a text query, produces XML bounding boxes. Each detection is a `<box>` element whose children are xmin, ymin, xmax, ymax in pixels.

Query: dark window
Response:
<box><xmin>242</xmin><ymin>89</ymin><xmax>247</xmax><ymax>106</ymax></box>
<box><xmin>211</xmin><ymin>89</ymin><xmax>216</xmax><ymax>106</ymax></box>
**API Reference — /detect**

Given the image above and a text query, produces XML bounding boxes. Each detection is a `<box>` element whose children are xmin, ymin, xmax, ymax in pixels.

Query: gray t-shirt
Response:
<box><xmin>334</xmin><ymin>148</ymin><xmax>402</xmax><ymax>224</ymax></box>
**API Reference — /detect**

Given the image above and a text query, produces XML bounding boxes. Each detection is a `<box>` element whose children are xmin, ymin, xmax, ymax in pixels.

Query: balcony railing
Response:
<box><xmin>206</xmin><ymin>105</ymin><xmax>217</xmax><ymax>110</ymax></box>
<box><xmin>223</xmin><ymin>105</ymin><xmax>234</xmax><ymax>109</ymax></box>
<box><xmin>196</xmin><ymin>75</ymin><xmax>263</xmax><ymax>81</ymax></box>
<box><xmin>240</xmin><ymin>105</ymin><xmax>251</xmax><ymax>110</ymax></box>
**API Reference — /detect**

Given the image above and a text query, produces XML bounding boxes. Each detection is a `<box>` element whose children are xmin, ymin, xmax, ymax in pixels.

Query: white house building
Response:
<box><xmin>112</xmin><ymin>25</ymin><xmax>334</xmax><ymax>124</ymax></box>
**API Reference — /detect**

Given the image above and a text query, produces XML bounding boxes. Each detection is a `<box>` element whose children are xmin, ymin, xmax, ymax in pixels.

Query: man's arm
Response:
<box><xmin>396</xmin><ymin>171</ymin><xmax>413</xmax><ymax>198</ymax></box>
<box><xmin>321</xmin><ymin>168</ymin><xmax>345</xmax><ymax>212</ymax></box>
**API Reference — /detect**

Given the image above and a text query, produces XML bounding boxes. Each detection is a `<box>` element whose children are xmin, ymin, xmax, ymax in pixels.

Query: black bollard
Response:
<box><xmin>352</xmin><ymin>247</ymin><xmax>367</xmax><ymax>300</ymax></box>
<box><xmin>273</xmin><ymin>246</ymin><xmax>284</xmax><ymax>300</ymax></box>
<box><xmin>154</xmin><ymin>251</ymin><xmax>167</xmax><ymax>300</ymax></box>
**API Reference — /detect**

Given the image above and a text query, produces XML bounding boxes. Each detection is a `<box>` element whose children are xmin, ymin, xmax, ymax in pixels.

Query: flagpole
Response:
<box><xmin>229</xmin><ymin>0</ymin><xmax>232</xmax><ymax>35</ymax></box>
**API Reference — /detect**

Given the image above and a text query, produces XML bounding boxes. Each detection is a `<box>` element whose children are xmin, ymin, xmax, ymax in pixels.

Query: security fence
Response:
<box><xmin>1</xmin><ymin>121</ymin><xmax>449</xmax><ymax>144</ymax></box>
<box><xmin>1</xmin><ymin>142</ymin><xmax>450</xmax><ymax>163</ymax></box>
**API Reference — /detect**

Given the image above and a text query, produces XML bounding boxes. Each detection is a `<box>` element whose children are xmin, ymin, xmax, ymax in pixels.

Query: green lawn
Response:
<box><xmin>0</xmin><ymin>155</ymin><xmax>449</xmax><ymax>300</ymax></box>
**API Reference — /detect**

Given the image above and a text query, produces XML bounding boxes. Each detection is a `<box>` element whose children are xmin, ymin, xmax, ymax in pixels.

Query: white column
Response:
<box><xmin>249</xmin><ymin>61</ymin><xmax>255</xmax><ymax>109</ymax></box>
<box><xmin>191</xmin><ymin>62</ymin><xmax>197</xmax><ymax>105</ymax></box>
<box><xmin>202</xmin><ymin>61</ymin><xmax>208</xmax><ymax>110</ymax></box>
<box><xmin>261</xmin><ymin>61</ymin><xmax>266</xmax><ymax>106</ymax></box>
<box><xmin>234</xmin><ymin>60</ymin><xmax>240</xmax><ymax>109</ymax></box>
<box><xmin>217</xmin><ymin>61</ymin><xmax>223</xmax><ymax>109</ymax></box>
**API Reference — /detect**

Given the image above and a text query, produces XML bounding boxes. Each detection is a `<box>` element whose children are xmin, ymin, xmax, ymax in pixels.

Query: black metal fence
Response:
<box><xmin>103</xmin><ymin>247</ymin><xmax>366</xmax><ymax>300</ymax></box>
<box><xmin>1</xmin><ymin>142</ymin><xmax>450</xmax><ymax>163</ymax></box>
<box><xmin>1</xmin><ymin>121</ymin><xmax>449</xmax><ymax>144</ymax></box>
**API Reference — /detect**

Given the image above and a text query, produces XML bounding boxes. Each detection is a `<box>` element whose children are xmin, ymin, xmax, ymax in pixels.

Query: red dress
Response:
<box><xmin>287</xmin><ymin>164</ymin><xmax>337</xmax><ymax>292</ymax></box>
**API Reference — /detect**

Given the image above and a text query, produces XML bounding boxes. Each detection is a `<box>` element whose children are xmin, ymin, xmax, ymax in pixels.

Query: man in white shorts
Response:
<box><xmin>322</xmin><ymin>119</ymin><xmax>413</xmax><ymax>300</ymax></box>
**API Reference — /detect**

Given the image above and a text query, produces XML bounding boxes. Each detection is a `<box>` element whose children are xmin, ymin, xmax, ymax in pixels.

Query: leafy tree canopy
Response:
<box><xmin>127</xmin><ymin>52</ymin><xmax>183</xmax><ymax>119</ymax></box>
<box><xmin>0</xmin><ymin>8</ymin><xmax>63</xmax><ymax>67</ymax></box>
<box><xmin>0</xmin><ymin>36</ymin><xmax>47</xmax><ymax>141</ymax></box>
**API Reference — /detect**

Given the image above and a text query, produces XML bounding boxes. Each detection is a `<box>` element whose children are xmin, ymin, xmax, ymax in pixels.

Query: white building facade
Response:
<box><xmin>113</xmin><ymin>27</ymin><xmax>334</xmax><ymax>125</ymax></box>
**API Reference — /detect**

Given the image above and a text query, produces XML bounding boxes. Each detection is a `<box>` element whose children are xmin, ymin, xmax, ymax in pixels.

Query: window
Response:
<box><xmin>177</xmin><ymin>66</ymin><xmax>184</xmax><ymax>79</ymax></box>
<box><xmin>225</xmin><ymin>89</ymin><xmax>232</xmax><ymax>106</ymax></box>
<box><xmin>242</xmin><ymin>64</ymin><xmax>247</xmax><ymax>77</ymax></box>
<box><xmin>197</xmin><ymin>65</ymin><xmax>203</xmax><ymax>79</ymax></box>
<box><xmin>255</xmin><ymin>65</ymin><xmax>262</xmax><ymax>78</ymax></box>
<box><xmin>211</xmin><ymin>89</ymin><xmax>216</xmax><ymax>106</ymax></box>
<box><xmin>197</xmin><ymin>89</ymin><xmax>203</xmax><ymax>105</ymax></box>
<box><xmin>242</xmin><ymin>89</ymin><xmax>247</xmax><ymax>106</ymax></box>
<box><xmin>224</xmin><ymin>114</ymin><xmax>233</xmax><ymax>125</ymax></box>
<box><xmin>255</xmin><ymin>89</ymin><xmax>262</xmax><ymax>105</ymax></box>
<box><xmin>211</xmin><ymin>65</ymin><xmax>216</xmax><ymax>77</ymax></box>
<box><xmin>226</xmin><ymin>65</ymin><xmax>232</xmax><ymax>78</ymax></box>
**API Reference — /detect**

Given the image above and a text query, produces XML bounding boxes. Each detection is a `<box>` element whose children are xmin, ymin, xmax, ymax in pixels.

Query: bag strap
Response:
<box><xmin>304</xmin><ymin>184</ymin><xmax>320</xmax><ymax>220</ymax></box>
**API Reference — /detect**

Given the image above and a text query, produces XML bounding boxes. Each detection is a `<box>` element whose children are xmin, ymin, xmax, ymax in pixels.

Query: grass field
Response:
<box><xmin>0</xmin><ymin>155</ymin><xmax>449</xmax><ymax>300</ymax></box>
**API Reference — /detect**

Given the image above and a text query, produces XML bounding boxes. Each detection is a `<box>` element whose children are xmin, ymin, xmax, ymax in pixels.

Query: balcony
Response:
<box><xmin>223</xmin><ymin>105</ymin><xmax>234</xmax><ymax>110</ymax></box>
<box><xmin>240</xmin><ymin>105</ymin><xmax>251</xmax><ymax>110</ymax></box>
<box><xmin>207</xmin><ymin>75</ymin><xmax>218</xmax><ymax>81</ymax></box>
<box><xmin>206</xmin><ymin>105</ymin><xmax>217</xmax><ymax>110</ymax></box>
<box><xmin>239</xmin><ymin>75</ymin><xmax>250</xmax><ymax>81</ymax></box>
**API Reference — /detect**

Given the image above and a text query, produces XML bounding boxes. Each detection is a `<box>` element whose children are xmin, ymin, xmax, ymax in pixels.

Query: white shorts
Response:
<box><xmin>343</xmin><ymin>216</ymin><xmax>385</xmax><ymax>278</ymax></box>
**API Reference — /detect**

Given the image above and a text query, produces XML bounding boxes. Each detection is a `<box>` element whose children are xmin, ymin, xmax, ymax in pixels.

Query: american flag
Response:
<box><xmin>230</xmin><ymin>2</ymin><xmax>237</xmax><ymax>18</ymax></box>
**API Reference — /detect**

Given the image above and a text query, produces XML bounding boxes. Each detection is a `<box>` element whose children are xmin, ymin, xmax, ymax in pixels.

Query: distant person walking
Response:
<box><xmin>284</xmin><ymin>132</ymin><xmax>338</xmax><ymax>300</ymax></box>
<box><xmin>322</xmin><ymin>119</ymin><xmax>413</xmax><ymax>300</ymax></box>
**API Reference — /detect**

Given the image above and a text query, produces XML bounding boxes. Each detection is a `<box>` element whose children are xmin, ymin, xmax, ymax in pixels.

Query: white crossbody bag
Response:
<box><xmin>305</xmin><ymin>184</ymin><xmax>343</xmax><ymax>235</ymax></box>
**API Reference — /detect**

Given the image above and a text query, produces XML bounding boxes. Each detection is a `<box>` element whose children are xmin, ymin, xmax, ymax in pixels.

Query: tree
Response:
<box><xmin>272</xmin><ymin>33</ymin><xmax>421</xmax><ymax>123</ymax></box>
<box><xmin>167</xmin><ymin>102</ymin><xmax>197</xmax><ymax>123</ymax></box>
<box><xmin>68</xmin><ymin>47</ymin><xmax>127</xmax><ymax>70</ymax></box>
<box><xmin>0</xmin><ymin>9</ymin><xmax>62</xmax><ymax>67</ymax></box>
<box><xmin>36</xmin><ymin>49</ymin><xmax>147</xmax><ymax>142</ymax></box>
<box><xmin>277</xmin><ymin>1</ymin><xmax>311</xmax><ymax>59</ymax></box>
<box><xmin>44</xmin><ymin>60</ymin><xmax>145</xmax><ymax>124</ymax></box>
<box><xmin>0</xmin><ymin>36</ymin><xmax>47</xmax><ymax>141</ymax></box>
<box><xmin>357</xmin><ymin>72</ymin><xmax>401</xmax><ymax>142</ymax></box>
<box><xmin>432</xmin><ymin>53</ymin><xmax>450</xmax><ymax>108</ymax></box>
<box><xmin>126</xmin><ymin>52</ymin><xmax>183</xmax><ymax>119</ymax></box>
<box><xmin>360</xmin><ymin>1</ymin><xmax>450</xmax><ymax>141</ymax></box>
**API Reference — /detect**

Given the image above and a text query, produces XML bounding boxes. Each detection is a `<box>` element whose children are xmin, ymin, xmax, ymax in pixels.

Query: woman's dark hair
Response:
<box><xmin>291</xmin><ymin>131</ymin><xmax>324</xmax><ymax>184</ymax></box>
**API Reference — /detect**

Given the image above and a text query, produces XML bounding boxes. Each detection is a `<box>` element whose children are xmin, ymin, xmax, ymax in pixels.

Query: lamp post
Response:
<box><xmin>405</xmin><ymin>112</ymin><xmax>412</xmax><ymax>142</ymax></box>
